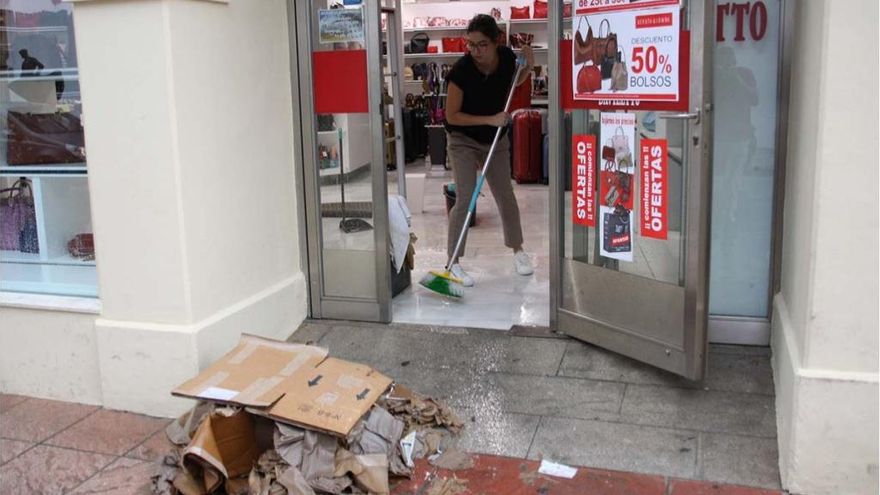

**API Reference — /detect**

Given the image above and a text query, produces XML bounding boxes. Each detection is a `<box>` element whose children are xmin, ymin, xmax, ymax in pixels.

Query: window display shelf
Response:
<box><xmin>0</xmin><ymin>25</ymin><xmax>69</xmax><ymax>34</ymax></box>
<box><xmin>0</xmin><ymin>250</ymin><xmax>95</xmax><ymax>267</ymax></box>
<box><xmin>404</xmin><ymin>26</ymin><xmax>468</xmax><ymax>33</ymax></box>
<box><xmin>0</xmin><ymin>69</ymin><xmax>80</xmax><ymax>82</ymax></box>
<box><xmin>404</xmin><ymin>52</ymin><xmax>463</xmax><ymax>59</ymax></box>
<box><xmin>1</xmin><ymin>164</ymin><xmax>87</xmax><ymax>176</ymax></box>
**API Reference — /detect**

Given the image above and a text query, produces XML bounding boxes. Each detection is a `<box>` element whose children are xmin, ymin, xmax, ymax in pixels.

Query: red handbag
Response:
<box><xmin>442</xmin><ymin>37</ymin><xmax>465</xmax><ymax>53</ymax></box>
<box><xmin>563</xmin><ymin>3</ymin><xmax>572</xmax><ymax>18</ymax></box>
<box><xmin>534</xmin><ymin>0</ymin><xmax>548</xmax><ymax>18</ymax></box>
<box><xmin>511</xmin><ymin>6</ymin><xmax>530</xmax><ymax>19</ymax></box>
<box><xmin>577</xmin><ymin>64</ymin><xmax>602</xmax><ymax>94</ymax></box>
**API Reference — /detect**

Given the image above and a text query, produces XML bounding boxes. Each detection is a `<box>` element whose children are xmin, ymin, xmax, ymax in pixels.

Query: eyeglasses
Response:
<box><xmin>466</xmin><ymin>40</ymin><xmax>491</xmax><ymax>51</ymax></box>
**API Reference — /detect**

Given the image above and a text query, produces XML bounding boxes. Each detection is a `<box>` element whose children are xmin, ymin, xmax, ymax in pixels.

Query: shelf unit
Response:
<box><xmin>0</xmin><ymin>7</ymin><xmax>95</xmax><ymax>297</ymax></box>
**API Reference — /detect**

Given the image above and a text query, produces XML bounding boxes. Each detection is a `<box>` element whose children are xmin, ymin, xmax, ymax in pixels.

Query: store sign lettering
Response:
<box><xmin>640</xmin><ymin>138</ymin><xmax>668</xmax><ymax>240</ymax></box>
<box><xmin>717</xmin><ymin>1</ymin><xmax>768</xmax><ymax>42</ymax></box>
<box><xmin>573</xmin><ymin>135</ymin><xmax>596</xmax><ymax>227</ymax></box>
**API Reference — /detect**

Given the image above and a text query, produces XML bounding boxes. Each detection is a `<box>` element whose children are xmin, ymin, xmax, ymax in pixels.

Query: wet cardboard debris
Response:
<box><xmin>156</xmin><ymin>335</ymin><xmax>464</xmax><ymax>495</ymax></box>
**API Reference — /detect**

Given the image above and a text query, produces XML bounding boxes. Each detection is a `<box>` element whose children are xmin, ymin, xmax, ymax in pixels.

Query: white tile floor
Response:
<box><xmin>391</xmin><ymin>162</ymin><xmax>551</xmax><ymax>331</ymax></box>
<box><xmin>316</xmin><ymin>158</ymin><xmax>685</xmax><ymax>331</ymax></box>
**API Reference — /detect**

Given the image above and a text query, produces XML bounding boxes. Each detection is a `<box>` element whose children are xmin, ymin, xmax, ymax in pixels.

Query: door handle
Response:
<box><xmin>658</xmin><ymin>110</ymin><xmax>700</xmax><ymax>124</ymax></box>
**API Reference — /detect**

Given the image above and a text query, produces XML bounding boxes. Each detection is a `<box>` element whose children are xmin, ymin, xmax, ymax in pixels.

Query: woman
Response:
<box><xmin>444</xmin><ymin>14</ymin><xmax>534</xmax><ymax>287</ymax></box>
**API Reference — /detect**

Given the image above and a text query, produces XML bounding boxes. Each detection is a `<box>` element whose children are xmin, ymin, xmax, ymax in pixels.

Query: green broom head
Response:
<box><xmin>418</xmin><ymin>269</ymin><xmax>464</xmax><ymax>298</ymax></box>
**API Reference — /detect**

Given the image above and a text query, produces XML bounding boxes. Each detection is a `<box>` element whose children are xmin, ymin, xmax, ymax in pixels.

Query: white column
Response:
<box><xmin>773</xmin><ymin>1</ymin><xmax>879</xmax><ymax>493</ymax></box>
<box><xmin>72</xmin><ymin>0</ymin><xmax>307</xmax><ymax>416</ymax></box>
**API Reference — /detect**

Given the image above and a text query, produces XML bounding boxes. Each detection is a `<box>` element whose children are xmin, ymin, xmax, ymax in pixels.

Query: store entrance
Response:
<box><xmin>294</xmin><ymin>0</ymin><xmax>787</xmax><ymax>371</ymax></box>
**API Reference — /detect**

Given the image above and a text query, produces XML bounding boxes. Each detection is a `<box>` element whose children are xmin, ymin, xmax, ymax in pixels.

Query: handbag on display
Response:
<box><xmin>491</xmin><ymin>8</ymin><xmax>502</xmax><ymax>21</ymax></box>
<box><xmin>534</xmin><ymin>0</ymin><xmax>548</xmax><ymax>18</ymax></box>
<box><xmin>428</xmin><ymin>17</ymin><xmax>449</xmax><ymax>27</ymax></box>
<box><xmin>603</xmin><ymin>206</ymin><xmax>631</xmax><ymax>253</ymax></box>
<box><xmin>0</xmin><ymin>179</ymin><xmax>37</xmax><ymax>253</ymax></box>
<box><xmin>317</xmin><ymin>114</ymin><xmax>335</xmax><ymax>132</ymax></box>
<box><xmin>610</xmin><ymin>50</ymin><xmax>628</xmax><ymax>91</ymax></box>
<box><xmin>413</xmin><ymin>17</ymin><xmax>429</xmax><ymax>28</ymax></box>
<box><xmin>563</xmin><ymin>3</ymin><xmax>572</xmax><ymax>17</ymax></box>
<box><xmin>442</xmin><ymin>37</ymin><xmax>465</xmax><ymax>53</ymax></box>
<box><xmin>0</xmin><ymin>180</ymin><xmax>33</xmax><ymax>251</ymax></box>
<box><xmin>7</xmin><ymin>111</ymin><xmax>85</xmax><ymax>165</ymax></box>
<box><xmin>574</xmin><ymin>17</ymin><xmax>593</xmax><ymax>65</ymax></box>
<box><xmin>602</xmin><ymin>144</ymin><xmax>616</xmax><ymax>162</ymax></box>
<box><xmin>509</xmin><ymin>33</ymin><xmax>534</xmax><ymax>49</ymax></box>
<box><xmin>409</xmin><ymin>32</ymin><xmax>429</xmax><ymax>54</ymax></box>
<box><xmin>576</xmin><ymin>63</ymin><xmax>602</xmax><ymax>94</ymax></box>
<box><xmin>67</xmin><ymin>233</ymin><xmax>95</xmax><ymax>260</ymax></box>
<box><xmin>511</xmin><ymin>6</ymin><xmax>530</xmax><ymax>19</ymax></box>
<box><xmin>612</xmin><ymin>126</ymin><xmax>630</xmax><ymax>155</ymax></box>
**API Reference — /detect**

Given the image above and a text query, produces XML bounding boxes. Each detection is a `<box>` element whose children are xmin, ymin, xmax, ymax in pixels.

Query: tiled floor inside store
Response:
<box><xmin>0</xmin><ymin>319</ymin><xmax>783</xmax><ymax>494</ymax></box>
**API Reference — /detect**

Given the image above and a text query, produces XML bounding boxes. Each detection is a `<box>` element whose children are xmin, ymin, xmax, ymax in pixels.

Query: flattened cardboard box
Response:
<box><xmin>172</xmin><ymin>334</ymin><xmax>329</xmax><ymax>407</ymax></box>
<box><xmin>251</xmin><ymin>357</ymin><xmax>392</xmax><ymax>437</ymax></box>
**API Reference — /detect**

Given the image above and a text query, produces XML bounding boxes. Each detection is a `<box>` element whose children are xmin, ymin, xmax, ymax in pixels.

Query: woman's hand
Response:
<box><xmin>520</xmin><ymin>45</ymin><xmax>535</xmax><ymax>68</ymax></box>
<box><xmin>487</xmin><ymin>112</ymin><xmax>510</xmax><ymax>128</ymax></box>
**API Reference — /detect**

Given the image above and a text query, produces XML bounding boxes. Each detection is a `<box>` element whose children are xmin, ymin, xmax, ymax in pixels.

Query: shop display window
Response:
<box><xmin>0</xmin><ymin>1</ymin><xmax>96</xmax><ymax>297</ymax></box>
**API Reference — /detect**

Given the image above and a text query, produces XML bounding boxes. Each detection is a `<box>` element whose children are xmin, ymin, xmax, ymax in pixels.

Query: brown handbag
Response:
<box><xmin>6</xmin><ymin>111</ymin><xmax>85</xmax><ymax>165</ymax></box>
<box><xmin>574</xmin><ymin>17</ymin><xmax>594</xmax><ymax>65</ymax></box>
<box><xmin>576</xmin><ymin>18</ymin><xmax>616</xmax><ymax>67</ymax></box>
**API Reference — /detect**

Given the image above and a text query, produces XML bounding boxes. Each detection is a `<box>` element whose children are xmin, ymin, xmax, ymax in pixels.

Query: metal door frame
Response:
<box><xmin>549</xmin><ymin>0</ymin><xmax>714</xmax><ymax>380</ymax></box>
<box><xmin>289</xmin><ymin>0</ymin><xmax>392</xmax><ymax>322</ymax></box>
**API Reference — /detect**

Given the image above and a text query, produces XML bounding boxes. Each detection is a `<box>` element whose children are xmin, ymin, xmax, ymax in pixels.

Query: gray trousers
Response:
<box><xmin>446</xmin><ymin>131</ymin><xmax>524</xmax><ymax>260</ymax></box>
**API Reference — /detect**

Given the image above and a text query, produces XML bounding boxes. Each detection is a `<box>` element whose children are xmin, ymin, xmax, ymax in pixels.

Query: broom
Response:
<box><xmin>419</xmin><ymin>55</ymin><xmax>527</xmax><ymax>298</ymax></box>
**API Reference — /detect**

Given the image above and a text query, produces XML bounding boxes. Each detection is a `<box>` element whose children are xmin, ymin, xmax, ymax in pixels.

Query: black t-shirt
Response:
<box><xmin>445</xmin><ymin>46</ymin><xmax>517</xmax><ymax>144</ymax></box>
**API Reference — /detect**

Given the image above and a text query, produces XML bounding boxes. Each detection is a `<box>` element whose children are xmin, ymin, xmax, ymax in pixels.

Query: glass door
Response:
<box><xmin>549</xmin><ymin>0</ymin><xmax>714</xmax><ymax>380</ymax></box>
<box><xmin>294</xmin><ymin>0</ymin><xmax>392</xmax><ymax>322</ymax></box>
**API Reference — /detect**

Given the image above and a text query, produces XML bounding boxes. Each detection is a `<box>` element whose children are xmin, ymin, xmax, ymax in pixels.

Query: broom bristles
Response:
<box><xmin>418</xmin><ymin>270</ymin><xmax>464</xmax><ymax>298</ymax></box>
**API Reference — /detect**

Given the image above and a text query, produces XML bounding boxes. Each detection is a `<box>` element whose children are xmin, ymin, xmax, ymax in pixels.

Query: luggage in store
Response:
<box><xmin>511</xmin><ymin>110</ymin><xmax>542</xmax><ymax>184</ymax></box>
<box><xmin>542</xmin><ymin>133</ymin><xmax>550</xmax><ymax>184</ymax></box>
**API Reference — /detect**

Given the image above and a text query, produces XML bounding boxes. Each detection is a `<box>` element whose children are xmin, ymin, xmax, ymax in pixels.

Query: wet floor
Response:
<box><xmin>291</xmin><ymin>319</ymin><xmax>782</xmax><ymax>490</ymax></box>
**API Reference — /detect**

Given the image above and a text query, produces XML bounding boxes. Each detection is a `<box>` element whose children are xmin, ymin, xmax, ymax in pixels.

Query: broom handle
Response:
<box><xmin>446</xmin><ymin>57</ymin><xmax>526</xmax><ymax>270</ymax></box>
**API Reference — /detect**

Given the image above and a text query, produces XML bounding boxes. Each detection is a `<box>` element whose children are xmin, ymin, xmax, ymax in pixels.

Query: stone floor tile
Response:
<box><xmin>124</xmin><ymin>426</ymin><xmax>175</xmax><ymax>462</ymax></box>
<box><xmin>703</xmin><ymin>353</ymin><xmax>775</xmax><ymax>396</ymax></box>
<box><xmin>558</xmin><ymin>341</ymin><xmax>691</xmax><ymax>387</ymax></box>
<box><xmin>0</xmin><ymin>398</ymin><xmax>98</xmax><ymax>442</ymax></box>
<box><xmin>48</xmin><ymin>409</ymin><xmax>168</xmax><ymax>456</ymax></box>
<box><xmin>528</xmin><ymin>417</ymin><xmax>698</xmax><ymax>479</ymax></box>
<box><xmin>287</xmin><ymin>320</ymin><xmax>334</xmax><ymax>344</ymax></box>
<box><xmin>446</xmin><ymin>373</ymin><xmax>624</xmax><ymax>420</ymax></box>
<box><xmin>0</xmin><ymin>394</ymin><xmax>28</xmax><ymax>413</ymax></box>
<box><xmin>321</xmin><ymin>325</ymin><xmax>567</xmax><ymax>377</ymax></box>
<box><xmin>70</xmin><ymin>457</ymin><xmax>154</xmax><ymax>494</ymax></box>
<box><xmin>668</xmin><ymin>478</ymin><xmax>784</xmax><ymax>495</ymax></box>
<box><xmin>620</xmin><ymin>385</ymin><xmax>776</xmax><ymax>437</ymax></box>
<box><xmin>700</xmin><ymin>433</ymin><xmax>781</xmax><ymax>489</ymax></box>
<box><xmin>0</xmin><ymin>445</ymin><xmax>115</xmax><ymax>495</ymax></box>
<box><xmin>709</xmin><ymin>345</ymin><xmax>772</xmax><ymax>357</ymax></box>
<box><xmin>0</xmin><ymin>438</ymin><xmax>34</xmax><ymax>465</ymax></box>
<box><xmin>392</xmin><ymin>455</ymin><xmax>668</xmax><ymax>495</ymax></box>
<box><xmin>451</xmin><ymin>409</ymin><xmax>540</xmax><ymax>459</ymax></box>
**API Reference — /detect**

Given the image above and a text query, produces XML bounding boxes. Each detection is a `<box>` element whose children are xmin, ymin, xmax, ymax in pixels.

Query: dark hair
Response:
<box><xmin>467</xmin><ymin>14</ymin><xmax>501</xmax><ymax>42</ymax></box>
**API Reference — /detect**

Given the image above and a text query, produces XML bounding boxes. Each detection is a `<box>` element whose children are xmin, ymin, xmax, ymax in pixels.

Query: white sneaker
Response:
<box><xmin>449</xmin><ymin>264</ymin><xmax>475</xmax><ymax>287</ymax></box>
<box><xmin>514</xmin><ymin>251</ymin><xmax>534</xmax><ymax>276</ymax></box>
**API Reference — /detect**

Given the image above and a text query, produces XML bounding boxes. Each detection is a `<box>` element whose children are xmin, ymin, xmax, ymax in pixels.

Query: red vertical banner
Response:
<box><xmin>313</xmin><ymin>50</ymin><xmax>369</xmax><ymax>114</ymax></box>
<box><xmin>640</xmin><ymin>138</ymin><xmax>668</xmax><ymax>239</ymax></box>
<box><xmin>572</xmin><ymin>135</ymin><xmax>596</xmax><ymax>227</ymax></box>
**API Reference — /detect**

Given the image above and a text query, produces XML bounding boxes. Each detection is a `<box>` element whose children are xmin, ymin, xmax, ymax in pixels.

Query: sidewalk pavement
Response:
<box><xmin>0</xmin><ymin>394</ymin><xmax>784</xmax><ymax>494</ymax></box>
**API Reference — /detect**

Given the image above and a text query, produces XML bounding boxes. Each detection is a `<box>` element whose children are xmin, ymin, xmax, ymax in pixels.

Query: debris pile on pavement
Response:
<box><xmin>152</xmin><ymin>334</ymin><xmax>464</xmax><ymax>495</ymax></box>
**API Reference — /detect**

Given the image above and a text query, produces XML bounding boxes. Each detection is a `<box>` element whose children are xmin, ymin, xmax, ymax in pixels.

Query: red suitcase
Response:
<box><xmin>512</xmin><ymin>110</ymin><xmax>542</xmax><ymax>184</ymax></box>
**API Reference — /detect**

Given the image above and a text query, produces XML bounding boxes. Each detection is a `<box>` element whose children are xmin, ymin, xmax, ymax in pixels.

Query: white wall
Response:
<box><xmin>773</xmin><ymin>1</ymin><xmax>879</xmax><ymax>494</ymax></box>
<box><xmin>57</xmin><ymin>0</ymin><xmax>308</xmax><ymax>416</ymax></box>
<box><xmin>0</xmin><ymin>306</ymin><xmax>102</xmax><ymax>405</ymax></box>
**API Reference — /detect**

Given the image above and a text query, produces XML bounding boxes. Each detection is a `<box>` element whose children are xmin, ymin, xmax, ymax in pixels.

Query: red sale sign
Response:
<box><xmin>572</xmin><ymin>135</ymin><xmax>596</xmax><ymax>227</ymax></box>
<box><xmin>640</xmin><ymin>138</ymin><xmax>668</xmax><ymax>239</ymax></box>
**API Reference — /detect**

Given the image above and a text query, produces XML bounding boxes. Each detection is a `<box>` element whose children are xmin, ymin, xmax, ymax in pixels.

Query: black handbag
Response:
<box><xmin>603</xmin><ymin>206</ymin><xmax>631</xmax><ymax>253</ymax></box>
<box><xmin>410</xmin><ymin>32</ymin><xmax>429</xmax><ymax>54</ymax></box>
<box><xmin>317</xmin><ymin>114</ymin><xmax>335</xmax><ymax>132</ymax></box>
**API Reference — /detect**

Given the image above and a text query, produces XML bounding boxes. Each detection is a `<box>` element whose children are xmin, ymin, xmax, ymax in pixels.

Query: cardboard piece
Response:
<box><xmin>173</xmin><ymin>335</ymin><xmax>329</xmax><ymax>408</ymax></box>
<box><xmin>182</xmin><ymin>409</ymin><xmax>261</xmax><ymax>493</ymax></box>
<box><xmin>254</xmin><ymin>357</ymin><xmax>392</xmax><ymax>437</ymax></box>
